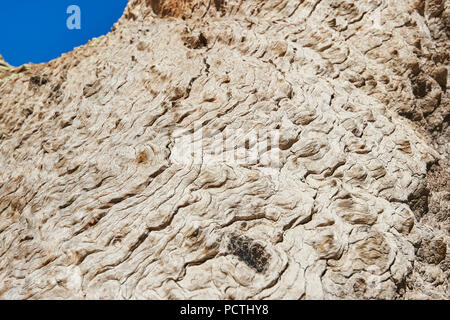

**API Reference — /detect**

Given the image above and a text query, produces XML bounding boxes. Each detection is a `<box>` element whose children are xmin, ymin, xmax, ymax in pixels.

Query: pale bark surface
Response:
<box><xmin>0</xmin><ymin>0</ymin><xmax>448</xmax><ymax>299</ymax></box>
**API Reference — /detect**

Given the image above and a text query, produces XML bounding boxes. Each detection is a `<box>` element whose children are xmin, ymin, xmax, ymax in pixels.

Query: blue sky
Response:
<box><xmin>0</xmin><ymin>1</ymin><xmax>128</xmax><ymax>66</ymax></box>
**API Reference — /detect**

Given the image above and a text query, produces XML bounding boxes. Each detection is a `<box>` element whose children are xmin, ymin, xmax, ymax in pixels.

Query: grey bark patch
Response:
<box><xmin>228</xmin><ymin>234</ymin><xmax>270</xmax><ymax>273</ymax></box>
<box><xmin>29</xmin><ymin>75</ymin><xmax>48</xmax><ymax>87</ymax></box>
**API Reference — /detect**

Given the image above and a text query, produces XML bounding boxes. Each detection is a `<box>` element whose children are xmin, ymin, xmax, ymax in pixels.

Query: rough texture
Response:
<box><xmin>0</xmin><ymin>0</ymin><xmax>448</xmax><ymax>299</ymax></box>
<box><xmin>0</xmin><ymin>55</ymin><xmax>11</xmax><ymax>73</ymax></box>
<box><xmin>0</xmin><ymin>54</ymin><xmax>16</xmax><ymax>80</ymax></box>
